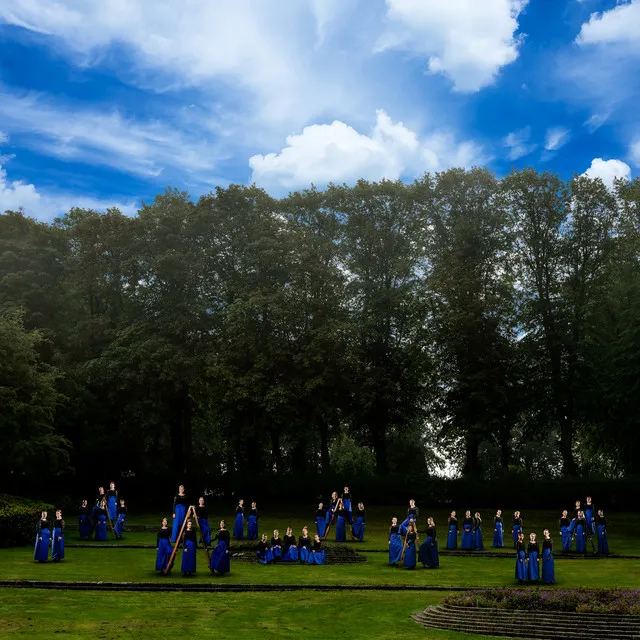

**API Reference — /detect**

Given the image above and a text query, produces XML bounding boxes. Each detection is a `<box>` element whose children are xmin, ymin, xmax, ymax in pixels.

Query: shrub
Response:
<box><xmin>444</xmin><ymin>588</ymin><xmax>640</xmax><ymax>615</ymax></box>
<box><xmin>0</xmin><ymin>494</ymin><xmax>55</xmax><ymax>548</ymax></box>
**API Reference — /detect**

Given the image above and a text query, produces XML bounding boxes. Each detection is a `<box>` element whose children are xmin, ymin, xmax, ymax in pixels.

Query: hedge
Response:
<box><xmin>0</xmin><ymin>494</ymin><xmax>55</xmax><ymax>548</ymax></box>
<box><xmin>445</xmin><ymin>588</ymin><xmax>640</xmax><ymax>615</ymax></box>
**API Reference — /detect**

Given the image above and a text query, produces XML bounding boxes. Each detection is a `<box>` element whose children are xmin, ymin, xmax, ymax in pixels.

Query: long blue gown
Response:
<box><xmin>512</xmin><ymin>521</ymin><xmax>522</xmax><ymax>547</ymax></box>
<box><xmin>575</xmin><ymin>521</ymin><xmax>586</xmax><ymax>553</ymax></box>
<box><xmin>156</xmin><ymin>533</ymin><xmax>173</xmax><ymax>572</ymax></box>
<box><xmin>418</xmin><ymin>535</ymin><xmax>439</xmax><ymax>568</ymax></box>
<box><xmin>52</xmin><ymin>525</ymin><xmax>64</xmax><ymax>561</ymax></box>
<box><xmin>107</xmin><ymin>494</ymin><xmax>117</xmax><ymax>522</ymax></box>
<box><xmin>493</xmin><ymin>520</ymin><xmax>504</xmax><ymax>547</ymax></box>
<box><xmin>34</xmin><ymin>526</ymin><xmax>50</xmax><ymax>562</ymax></box>
<box><xmin>542</xmin><ymin>543</ymin><xmax>555</xmax><ymax>584</ymax></box>
<box><xmin>95</xmin><ymin>513</ymin><xmax>107</xmax><ymax>541</ymax></box>
<box><xmin>114</xmin><ymin>510</ymin><xmax>126</xmax><ymax>538</ymax></box>
<box><xmin>515</xmin><ymin>546</ymin><xmax>527</xmax><ymax>581</ymax></box>
<box><xmin>446</xmin><ymin>521</ymin><xmax>457</xmax><ymax>549</ymax></box>
<box><xmin>403</xmin><ymin>535</ymin><xmax>417</xmax><ymax>569</ymax></box>
<box><xmin>233</xmin><ymin>510</ymin><xmax>244</xmax><ymax>540</ymax></box>
<box><xmin>597</xmin><ymin>522</ymin><xmax>609</xmax><ymax>554</ymax></box>
<box><xmin>171</xmin><ymin>503</ymin><xmax>187</xmax><ymax>543</ymax></box>
<box><xmin>389</xmin><ymin>529</ymin><xmax>403</xmax><ymax>564</ymax></box>
<box><xmin>527</xmin><ymin>546</ymin><xmax>540</xmax><ymax>581</ymax></box>
<box><xmin>561</xmin><ymin>520</ymin><xmax>572</xmax><ymax>552</ymax></box>
<box><xmin>316</xmin><ymin>514</ymin><xmax>326</xmax><ymax>538</ymax></box>
<box><xmin>461</xmin><ymin>522</ymin><xmax>473</xmax><ymax>550</ymax></box>
<box><xmin>351</xmin><ymin>514</ymin><xmax>365</xmax><ymax>541</ymax></box>
<box><xmin>210</xmin><ymin>539</ymin><xmax>230</xmax><ymax>574</ymax></box>
<box><xmin>78</xmin><ymin>511</ymin><xmax>92</xmax><ymax>539</ymax></box>
<box><xmin>247</xmin><ymin>514</ymin><xmax>258</xmax><ymax>540</ymax></box>
<box><xmin>181</xmin><ymin>536</ymin><xmax>197</xmax><ymax>574</ymax></box>
<box><xmin>473</xmin><ymin>521</ymin><xmax>484</xmax><ymax>551</ymax></box>
<box><xmin>335</xmin><ymin>515</ymin><xmax>346</xmax><ymax>542</ymax></box>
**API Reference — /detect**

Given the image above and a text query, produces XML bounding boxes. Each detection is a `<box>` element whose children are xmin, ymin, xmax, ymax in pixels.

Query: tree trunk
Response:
<box><xmin>318</xmin><ymin>414</ymin><xmax>331</xmax><ymax>473</ymax></box>
<box><xmin>463</xmin><ymin>431</ymin><xmax>482</xmax><ymax>478</ymax></box>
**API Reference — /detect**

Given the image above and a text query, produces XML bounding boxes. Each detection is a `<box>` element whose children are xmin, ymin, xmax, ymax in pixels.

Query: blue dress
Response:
<box><xmin>512</xmin><ymin>521</ymin><xmax>522</xmax><ymax>548</ymax></box>
<box><xmin>597</xmin><ymin>521</ymin><xmax>609</xmax><ymax>554</ymax></box>
<box><xmin>233</xmin><ymin>508</ymin><xmax>244</xmax><ymax>540</ymax></box>
<box><xmin>515</xmin><ymin>545</ymin><xmax>527</xmax><ymax>581</ymax></box>
<box><xmin>310</xmin><ymin>547</ymin><xmax>326</xmax><ymax>564</ymax></box>
<box><xmin>210</xmin><ymin>539</ymin><xmax>230</xmax><ymax>574</ymax></box>
<box><xmin>181</xmin><ymin>535</ymin><xmax>197</xmax><ymax>574</ymax></box>
<box><xmin>461</xmin><ymin>521</ymin><xmax>473</xmax><ymax>550</ymax></box>
<box><xmin>199</xmin><ymin>519</ymin><xmax>211</xmax><ymax>546</ymax></box>
<box><xmin>114</xmin><ymin>510</ymin><xmax>126</xmax><ymax>538</ymax></box>
<box><xmin>542</xmin><ymin>543</ymin><xmax>555</xmax><ymax>584</ymax></box>
<box><xmin>575</xmin><ymin>521</ymin><xmax>586</xmax><ymax>553</ymax></box>
<box><xmin>299</xmin><ymin>539</ymin><xmax>311</xmax><ymax>563</ymax></box>
<box><xmin>389</xmin><ymin>528</ymin><xmax>403</xmax><ymax>564</ymax></box>
<box><xmin>335</xmin><ymin>514</ymin><xmax>346</xmax><ymax>542</ymax></box>
<box><xmin>418</xmin><ymin>533</ymin><xmax>439</xmax><ymax>568</ymax></box>
<box><xmin>247</xmin><ymin>513</ymin><xmax>258</xmax><ymax>540</ymax></box>
<box><xmin>34</xmin><ymin>524</ymin><xmax>50</xmax><ymax>562</ymax></box>
<box><xmin>493</xmin><ymin>520</ymin><xmax>504</xmax><ymax>547</ymax></box>
<box><xmin>316</xmin><ymin>513</ymin><xmax>326</xmax><ymax>538</ymax></box>
<box><xmin>560</xmin><ymin>519</ymin><xmax>572</xmax><ymax>552</ymax></box>
<box><xmin>257</xmin><ymin>544</ymin><xmax>274</xmax><ymax>564</ymax></box>
<box><xmin>473</xmin><ymin>521</ymin><xmax>484</xmax><ymax>551</ymax></box>
<box><xmin>95</xmin><ymin>513</ymin><xmax>107</xmax><ymax>541</ymax></box>
<box><xmin>78</xmin><ymin>510</ymin><xmax>92</xmax><ymax>539</ymax></box>
<box><xmin>527</xmin><ymin>545</ymin><xmax>540</xmax><ymax>581</ymax></box>
<box><xmin>107</xmin><ymin>493</ymin><xmax>117</xmax><ymax>522</ymax></box>
<box><xmin>446</xmin><ymin>520</ymin><xmax>457</xmax><ymax>550</ymax></box>
<box><xmin>351</xmin><ymin>513</ymin><xmax>365</xmax><ymax>541</ymax></box>
<box><xmin>156</xmin><ymin>530</ymin><xmax>173</xmax><ymax>572</ymax></box>
<box><xmin>342</xmin><ymin>497</ymin><xmax>352</xmax><ymax>524</ymax></box>
<box><xmin>52</xmin><ymin>524</ymin><xmax>64</xmax><ymax>561</ymax></box>
<box><xmin>585</xmin><ymin>506</ymin><xmax>595</xmax><ymax>533</ymax></box>
<box><xmin>171</xmin><ymin>502</ymin><xmax>187</xmax><ymax>543</ymax></box>
<box><xmin>283</xmin><ymin>536</ymin><xmax>298</xmax><ymax>561</ymax></box>
<box><xmin>403</xmin><ymin>534</ymin><xmax>417</xmax><ymax>569</ymax></box>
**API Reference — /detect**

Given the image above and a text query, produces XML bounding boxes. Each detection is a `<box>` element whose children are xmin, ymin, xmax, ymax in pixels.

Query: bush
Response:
<box><xmin>0</xmin><ymin>494</ymin><xmax>55</xmax><ymax>548</ymax></box>
<box><xmin>444</xmin><ymin>588</ymin><xmax>640</xmax><ymax>615</ymax></box>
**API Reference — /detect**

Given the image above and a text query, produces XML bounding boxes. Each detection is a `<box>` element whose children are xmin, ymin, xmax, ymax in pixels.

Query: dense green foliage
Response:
<box><xmin>1</xmin><ymin>169</ymin><xmax>639</xmax><ymax>488</ymax></box>
<box><xmin>0</xmin><ymin>495</ymin><xmax>54</xmax><ymax>548</ymax></box>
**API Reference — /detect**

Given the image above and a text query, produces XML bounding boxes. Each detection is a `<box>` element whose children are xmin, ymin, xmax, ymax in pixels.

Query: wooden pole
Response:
<box><xmin>164</xmin><ymin>505</ymin><xmax>193</xmax><ymax>575</ymax></box>
<box><xmin>192</xmin><ymin>508</ymin><xmax>211</xmax><ymax>565</ymax></box>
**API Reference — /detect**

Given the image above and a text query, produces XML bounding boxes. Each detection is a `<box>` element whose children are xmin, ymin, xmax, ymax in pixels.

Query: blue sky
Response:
<box><xmin>1</xmin><ymin>0</ymin><xmax>639</xmax><ymax>220</ymax></box>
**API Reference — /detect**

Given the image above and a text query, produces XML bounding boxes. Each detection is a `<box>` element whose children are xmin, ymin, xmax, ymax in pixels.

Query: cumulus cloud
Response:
<box><xmin>249</xmin><ymin>110</ymin><xmax>484</xmax><ymax>190</ymax></box>
<box><xmin>504</xmin><ymin>127</ymin><xmax>536</xmax><ymax>161</ymax></box>
<box><xmin>576</xmin><ymin>1</ymin><xmax>640</xmax><ymax>47</ymax></box>
<box><xmin>376</xmin><ymin>0</ymin><xmax>528</xmax><ymax>92</ymax></box>
<box><xmin>544</xmin><ymin>127</ymin><xmax>571</xmax><ymax>151</ymax></box>
<box><xmin>0</xmin><ymin>157</ymin><xmax>138</xmax><ymax>221</ymax></box>
<box><xmin>582</xmin><ymin>158</ymin><xmax>631</xmax><ymax>189</ymax></box>
<box><xmin>0</xmin><ymin>87</ymin><xmax>227</xmax><ymax>180</ymax></box>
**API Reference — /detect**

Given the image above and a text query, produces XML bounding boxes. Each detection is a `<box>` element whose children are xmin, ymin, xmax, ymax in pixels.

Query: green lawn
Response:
<box><xmin>1</xmin><ymin>508</ymin><xmax>637</xmax><ymax>639</ymax></box>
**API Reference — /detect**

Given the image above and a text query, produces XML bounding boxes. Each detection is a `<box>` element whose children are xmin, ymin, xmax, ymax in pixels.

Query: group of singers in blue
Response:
<box><xmin>77</xmin><ymin>482</ymin><xmax>128</xmax><ymax>541</ymax></box>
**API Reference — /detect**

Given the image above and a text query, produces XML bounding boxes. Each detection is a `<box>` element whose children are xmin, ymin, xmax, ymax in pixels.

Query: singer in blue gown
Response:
<box><xmin>283</xmin><ymin>528</ymin><xmax>299</xmax><ymax>561</ymax></box>
<box><xmin>541</xmin><ymin>529</ymin><xmax>555</xmax><ymax>584</ymax></box>
<box><xmin>418</xmin><ymin>518</ymin><xmax>439</xmax><ymax>568</ymax></box>
<box><xmin>315</xmin><ymin>503</ymin><xmax>326</xmax><ymax>539</ymax></box>
<box><xmin>171</xmin><ymin>485</ymin><xmax>188</xmax><ymax>543</ymax></box>
<box><xmin>247</xmin><ymin>502</ymin><xmax>259</xmax><ymax>540</ymax></box>
<box><xmin>596</xmin><ymin>510</ymin><xmax>609</xmax><ymax>554</ymax></box>
<box><xmin>195</xmin><ymin>497</ymin><xmax>210</xmax><ymax>546</ymax></box>
<box><xmin>515</xmin><ymin>533</ymin><xmax>527</xmax><ymax>582</ymax></box>
<box><xmin>559</xmin><ymin>510</ymin><xmax>572</xmax><ymax>552</ymax></box>
<box><xmin>52</xmin><ymin>510</ymin><xmax>65</xmax><ymax>562</ymax></box>
<box><xmin>493</xmin><ymin>510</ymin><xmax>504</xmax><ymax>548</ymax></box>
<box><xmin>156</xmin><ymin>518</ymin><xmax>173</xmax><ymax>572</ymax></box>
<box><xmin>180</xmin><ymin>520</ymin><xmax>197</xmax><ymax>575</ymax></box>
<box><xmin>461</xmin><ymin>511</ymin><xmax>474</xmax><ymax>550</ymax></box>
<box><xmin>232</xmin><ymin>500</ymin><xmax>245</xmax><ymax>540</ymax></box>
<box><xmin>446</xmin><ymin>511</ymin><xmax>458</xmax><ymax>550</ymax></box>
<box><xmin>351</xmin><ymin>502</ymin><xmax>366</xmax><ymax>541</ymax></box>
<box><xmin>527</xmin><ymin>533</ymin><xmax>540</xmax><ymax>581</ymax></box>
<box><xmin>209</xmin><ymin>520</ymin><xmax>231</xmax><ymax>575</ymax></box>
<box><xmin>34</xmin><ymin>512</ymin><xmax>50</xmax><ymax>563</ymax></box>
<box><xmin>106</xmin><ymin>482</ymin><xmax>118</xmax><ymax>523</ymax></box>
<box><xmin>78</xmin><ymin>500</ymin><xmax>92</xmax><ymax>539</ymax></box>
<box><xmin>389</xmin><ymin>517</ymin><xmax>403</xmax><ymax>564</ymax></box>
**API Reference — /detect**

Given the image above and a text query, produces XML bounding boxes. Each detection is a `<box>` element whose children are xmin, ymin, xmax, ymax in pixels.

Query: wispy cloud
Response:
<box><xmin>544</xmin><ymin>127</ymin><xmax>571</xmax><ymax>151</ymax></box>
<box><xmin>504</xmin><ymin>127</ymin><xmax>537</xmax><ymax>161</ymax></box>
<box><xmin>584</xmin><ymin>112</ymin><xmax>609</xmax><ymax>133</ymax></box>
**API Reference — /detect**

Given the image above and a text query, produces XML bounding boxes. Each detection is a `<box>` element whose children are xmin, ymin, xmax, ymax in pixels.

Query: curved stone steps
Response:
<box><xmin>412</xmin><ymin>604</ymin><xmax>640</xmax><ymax>640</ymax></box>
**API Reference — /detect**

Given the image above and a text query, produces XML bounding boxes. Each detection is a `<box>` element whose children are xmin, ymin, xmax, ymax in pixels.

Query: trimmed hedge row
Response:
<box><xmin>445</xmin><ymin>588</ymin><xmax>640</xmax><ymax>615</ymax></box>
<box><xmin>0</xmin><ymin>494</ymin><xmax>54</xmax><ymax>548</ymax></box>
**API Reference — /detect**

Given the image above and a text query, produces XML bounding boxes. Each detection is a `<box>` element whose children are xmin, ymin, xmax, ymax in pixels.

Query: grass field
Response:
<box><xmin>1</xmin><ymin>507</ymin><xmax>638</xmax><ymax>639</ymax></box>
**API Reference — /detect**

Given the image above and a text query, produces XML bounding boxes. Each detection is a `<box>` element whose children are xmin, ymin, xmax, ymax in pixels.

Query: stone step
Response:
<box><xmin>412</xmin><ymin>606</ymin><xmax>640</xmax><ymax>640</ymax></box>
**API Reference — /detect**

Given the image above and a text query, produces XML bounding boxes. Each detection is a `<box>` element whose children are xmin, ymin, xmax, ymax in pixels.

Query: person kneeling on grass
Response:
<box><xmin>283</xmin><ymin>527</ymin><xmax>298</xmax><ymax>561</ymax></box>
<box><xmin>271</xmin><ymin>529</ymin><xmax>283</xmax><ymax>561</ymax></box>
<box><xmin>310</xmin><ymin>534</ymin><xmax>326</xmax><ymax>565</ymax></box>
<box><xmin>257</xmin><ymin>533</ymin><xmax>274</xmax><ymax>564</ymax></box>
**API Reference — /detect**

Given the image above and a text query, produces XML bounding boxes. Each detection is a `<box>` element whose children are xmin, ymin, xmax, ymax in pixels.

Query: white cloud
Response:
<box><xmin>504</xmin><ymin>127</ymin><xmax>536</xmax><ymax>160</ymax></box>
<box><xmin>544</xmin><ymin>127</ymin><xmax>571</xmax><ymax>151</ymax></box>
<box><xmin>0</xmin><ymin>87</ymin><xmax>227</xmax><ymax>180</ymax></box>
<box><xmin>576</xmin><ymin>1</ymin><xmax>640</xmax><ymax>47</ymax></box>
<box><xmin>376</xmin><ymin>0</ymin><xmax>528</xmax><ymax>92</ymax></box>
<box><xmin>249</xmin><ymin>109</ymin><xmax>484</xmax><ymax>190</ymax></box>
<box><xmin>0</xmin><ymin>157</ymin><xmax>137</xmax><ymax>221</ymax></box>
<box><xmin>0</xmin><ymin>0</ymin><xmax>359</xmax><ymax>129</ymax></box>
<box><xmin>584</xmin><ymin>113</ymin><xmax>609</xmax><ymax>133</ymax></box>
<box><xmin>582</xmin><ymin>158</ymin><xmax>631</xmax><ymax>188</ymax></box>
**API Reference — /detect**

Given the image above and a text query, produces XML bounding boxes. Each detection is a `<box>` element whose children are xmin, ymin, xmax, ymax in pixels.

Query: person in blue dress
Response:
<box><xmin>461</xmin><ymin>511</ymin><xmax>474</xmax><ymax>550</ymax></box>
<box><xmin>256</xmin><ymin>533</ymin><xmax>273</xmax><ymax>564</ymax></box>
<box><xmin>515</xmin><ymin>532</ymin><xmax>526</xmax><ymax>583</ymax></box>
<box><xmin>92</xmin><ymin>487</ymin><xmax>106</xmax><ymax>536</ymax></box>
<box><xmin>334</xmin><ymin>500</ymin><xmax>347</xmax><ymax>542</ymax></box>
<box><xmin>52</xmin><ymin>509</ymin><xmax>65</xmax><ymax>562</ymax></box>
<box><xmin>271</xmin><ymin>529</ymin><xmax>283</xmax><ymax>561</ymax></box>
<box><xmin>94</xmin><ymin>500</ymin><xmax>108</xmax><ymax>541</ymax></box>
<box><xmin>283</xmin><ymin>527</ymin><xmax>298</xmax><ymax>561</ymax></box>
<box><xmin>512</xmin><ymin>511</ymin><xmax>522</xmax><ymax>548</ymax></box>
<box><xmin>341</xmin><ymin>487</ymin><xmax>353</xmax><ymax>525</ymax></box>
<box><xmin>541</xmin><ymin>529</ymin><xmax>555</xmax><ymax>584</ymax></box>
<box><xmin>298</xmin><ymin>527</ymin><xmax>312</xmax><ymax>563</ymax></box>
<box><xmin>232</xmin><ymin>499</ymin><xmax>245</xmax><ymax>540</ymax></box>
<box><xmin>171</xmin><ymin>485</ymin><xmax>188</xmax><ymax>543</ymax></box>
<box><xmin>493</xmin><ymin>510</ymin><xmax>504</xmax><ymax>548</ymax></box>
<box><xmin>209</xmin><ymin>520</ymin><xmax>231</xmax><ymax>575</ymax></box>
<box><xmin>446</xmin><ymin>511</ymin><xmax>458</xmax><ymax>550</ymax></box>
<box><xmin>389</xmin><ymin>517</ymin><xmax>403</xmax><ymax>565</ymax></box>
<box><xmin>78</xmin><ymin>499</ymin><xmax>92</xmax><ymax>540</ymax></box>
<box><xmin>402</xmin><ymin>522</ymin><xmax>418</xmax><ymax>569</ymax></box>
<box><xmin>315</xmin><ymin>503</ymin><xmax>326</xmax><ymax>539</ymax></box>
<box><xmin>114</xmin><ymin>499</ymin><xmax>127</xmax><ymax>539</ymax></box>
<box><xmin>473</xmin><ymin>512</ymin><xmax>484</xmax><ymax>551</ymax></box>
<box><xmin>418</xmin><ymin>517</ymin><xmax>439</xmax><ymax>568</ymax></box>
<box><xmin>325</xmin><ymin>492</ymin><xmax>338</xmax><ymax>528</ymax></box>
<box><xmin>584</xmin><ymin>497</ymin><xmax>595</xmax><ymax>534</ymax></box>
<box><xmin>527</xmin><ymin>533</ymin><xmax>540</xmax><ymax>581</ymax></box>
<box><xmin>310</xmin><ymin>535</ymin><xmax>326</xmax><ymax>564</ymax></box>
<box><xmin>559</xmin><ymin>510</ymin><xmax>572</xmax><ymax>553</ymax></box>
<box><xmin>351</xmin><ymin>502</ymin><xmax>366</xmax><ymax>542</ymax></box>
<box><xmin>247</xmin><ymin>502</ymin><xmax>259</xmax><ymax>540</ymax></box>
<box><xmin>156</xmin><ymin>518</ymin><xmax>173</xmax><ymax>572</ymax></box>
<box><xmin>596</xmin><ymin>510</ymin><xmax>609</xmax><ymax>555</ymax></box>
<box><xmin>195</xmin><ymin>497</ymin><xmax>210</xmax><ymax>547</ymax></box>
<box><xmin>400</xmin><ymin>499</ymin><xmax>419</xmax><ymax>535</ymax></box>
<box><xmin>574</xmin><ymin>510</ymin><xmax>587</xmax><ymax>553</ymax></box>
<box><xmin>181</xmin><ymin>520</ymin><xmax>197</xmax><ymax>576</ymax></box>
<box><xmin>106</xmin><ymin>482</ymin><xmax>118</xmax><ymax>523</ymax></box>
<box><xmin>34</xmin><ymin>511</ymin><xmax>50</xmax><ymax>563</ymax></box>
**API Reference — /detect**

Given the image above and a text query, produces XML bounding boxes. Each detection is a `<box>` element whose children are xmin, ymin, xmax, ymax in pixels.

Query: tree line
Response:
<box><xmin>1</xmin><ymin>168</ymin><xmax>639</xmax><ymax>487</ymax></box>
